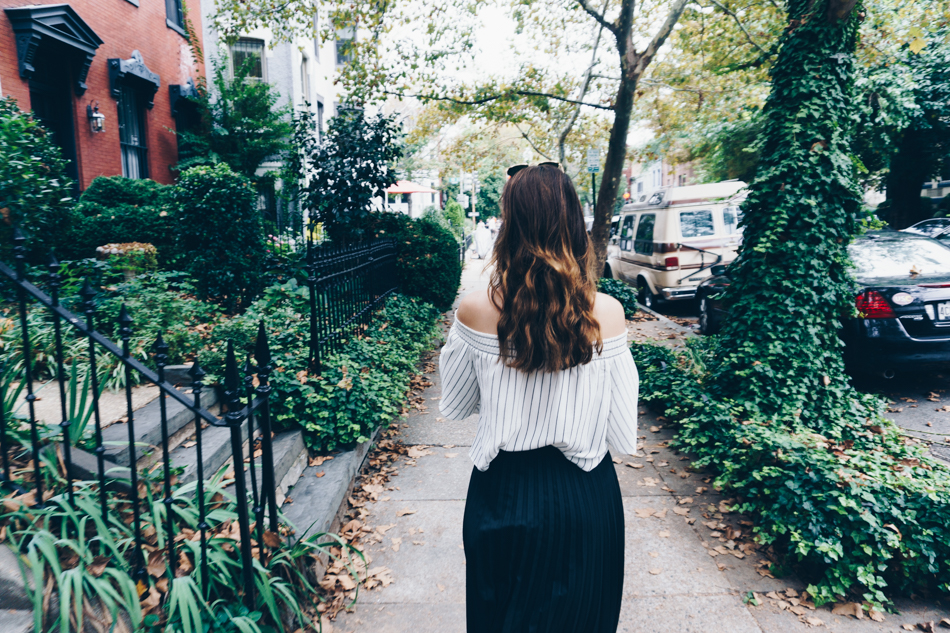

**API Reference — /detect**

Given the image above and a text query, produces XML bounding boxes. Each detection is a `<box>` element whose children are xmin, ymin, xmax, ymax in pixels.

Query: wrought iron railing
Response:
<box><xmin>0</xmin><ymin>226</ymin><xmax>401</xmax><ymax>609</ymax></box>
<box><xmin>304</xmin><ymin>237</ymin><xmax>398</xmax><ymax>371</ymax></box>
<box><xmin>0</xmin><ymin>230</ymin><xmax>267</xmax><ymax>607</ymax></box>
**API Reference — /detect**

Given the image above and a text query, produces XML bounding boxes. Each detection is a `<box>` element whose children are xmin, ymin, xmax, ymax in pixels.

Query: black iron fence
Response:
<box><xmin>304</xmin><ymin>237</ymin><xmax>398</xmax><ymax>371</ymax></box>
<box><xmin>0</xmin><ymin>227</ymin><xmax>400</xmax><ymax>609</ymax></box>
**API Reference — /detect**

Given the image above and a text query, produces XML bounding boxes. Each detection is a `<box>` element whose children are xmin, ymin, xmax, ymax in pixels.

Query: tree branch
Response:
<box><xmin>515</xmin><ymin>123</ymin><xmax>555</xmax><ymax>161</ymax></box>
<box><xmin>381</xmin><ymin>90</ymin><xmax>615</xmax><ymax>111</ymax></box>
<box><xmin>635</xmin><ymin>0</ymin><xmax>691</xmax><ymax>74</ymax></box>
<box><xmin>575</xmin><ymin>0</ymin><xmax>618</xmax><ymax>37</ymax></box>
<box><xmin>706</xmin><ymin>0</ymin><xmax>769</xmax><ymax>56</ymax></box>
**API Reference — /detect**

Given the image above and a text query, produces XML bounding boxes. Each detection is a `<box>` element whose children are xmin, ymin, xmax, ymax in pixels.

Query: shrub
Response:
<box><xmin>443</xmin><ymin>198</ymin><xmax>466</xmax><ymax>230</ymax></box>
<box><xmin>175</xmin><ymin>164</ymin><xmax>264</xmax><ymax>310</ymax></box>
<box><xmin>597</xmin><ymin>277</ymin><xmax>638</xmax><ymax>318</ymax></box>
<box><xmin>0</xmin><ymin>96</ymin><xmax>78</xmax><ymax>262</ymax></box>
<box><xmin>202</xmin><ymin>290</ymin><xmax>441</xmax><ymax>451</ymax></box>
<box><xmin>631</xmin><ymin>338</ymin><xmax>950</xmax><ymax>608</ymax></box>
<box><xmin>368</xmin><ymin>211</ymin><xmax>462</xmax><ymax>311</ymax></box>
<box><xmin>62</xmin><ymin>176</ymin><xmax>180</xmax><ymax>266</ymax></box>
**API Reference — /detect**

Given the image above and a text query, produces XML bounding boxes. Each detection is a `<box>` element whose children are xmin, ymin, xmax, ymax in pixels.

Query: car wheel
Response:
<box><xmin>638</xmin><ymin>280</ymin><xmax>658</xmax><ymax>310</ymax></box>
<box><xmin>698</xmin><ymin>296</ymin><xmax>719</xmax><ymax>335</ymax></box>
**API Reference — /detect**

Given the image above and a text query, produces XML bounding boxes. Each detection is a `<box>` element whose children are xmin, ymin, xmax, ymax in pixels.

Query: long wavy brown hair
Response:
<box><xmin>489</xmin><ymin>165</ymin><xmax>602</xmax><ymax>372</ymax></box>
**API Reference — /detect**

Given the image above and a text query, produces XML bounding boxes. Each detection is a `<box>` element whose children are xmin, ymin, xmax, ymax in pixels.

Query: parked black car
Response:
<box><xmin>696</xmin><ymin>231</ymin><xmax>950</xmax><ymax>378</ymax></box>
<box><xmin>903</xmin><ymin>218</ymin><xmax>950</xmax><ymax>243</ymax></box>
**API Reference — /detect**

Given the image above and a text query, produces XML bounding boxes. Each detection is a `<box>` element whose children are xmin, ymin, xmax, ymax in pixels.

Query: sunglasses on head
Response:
<box><xmin>506</xmin><ymin>162</ymin><xmax>562</xmax><ymax>177</ymax></box>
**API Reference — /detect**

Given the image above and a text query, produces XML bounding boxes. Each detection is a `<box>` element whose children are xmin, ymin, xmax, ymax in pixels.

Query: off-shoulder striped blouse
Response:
<box><xmin>439</xmin><ymin>317</ymin><xmax>639</xmax><ymax>472</ymax></box>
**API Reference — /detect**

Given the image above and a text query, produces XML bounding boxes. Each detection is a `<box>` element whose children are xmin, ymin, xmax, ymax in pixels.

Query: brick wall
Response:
<box><xmin>0</xmin><ymin>0</ymin><xmax>205</xmax><ymax>189</ymax></box>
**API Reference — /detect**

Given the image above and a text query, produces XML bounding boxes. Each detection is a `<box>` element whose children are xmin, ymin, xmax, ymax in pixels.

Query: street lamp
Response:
<box><xmin>86</xmin><ymin>103</ymin><xmax>105</xmax><ymax>133</ymax></box>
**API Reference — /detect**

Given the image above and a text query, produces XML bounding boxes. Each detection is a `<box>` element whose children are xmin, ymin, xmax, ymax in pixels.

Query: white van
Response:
<box><xmin>605</xmin><ymin>180</ymin><xmax>747</xmax><ymax>309</ymax></box>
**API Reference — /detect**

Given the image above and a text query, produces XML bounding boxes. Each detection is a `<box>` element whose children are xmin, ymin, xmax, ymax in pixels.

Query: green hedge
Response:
<box><xmin>368</xmin><ymin>211</ymin><xmax>462</xmax><ymax>311</ymax></box>
<box><xmin>631</xmin><ymin>338</ymin><xmax>950</xmax><ymax>608</ymax></box>
<box><xmin>175</xmin><ymin>164</ymin><xmax>265</xmax><ymax>310</ymax></box>
<box><xmin>203</xmin><ymin>286</ymin><xmax>440</xmax><ymax>451</ymax></box>
<box><xmin>62</xmin><ymin>177</ymin><xmax>181</xmax><ymax>265</ymax></box>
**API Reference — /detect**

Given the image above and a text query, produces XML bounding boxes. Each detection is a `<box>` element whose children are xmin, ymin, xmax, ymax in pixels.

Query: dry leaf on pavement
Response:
<box><xmin>627</xmin><ymin>462</ymin><xmax>644</xmax><ymax>469</ymax></box>
<box><xmin>804</xmin><ymin>617</ymin><xmax>824</xmax><ymax>627</ymax></box>
<box><xmin>396</xmin><ymin>508</ymin><xmax>416</xmax><ymax>517</ymax></box>
<box><xmin>831</xmin><ymin>602</ymin><xmax>863</xmax><ymax>619</ymax></box>
<box><xmin>868</xmin><ymin>609</ymin><xmax>886</xmax><ymax>622</ymax></box>
<box><xmin>391</xmin><ymin>537</ymin><xmax>402</xmax><ymax>552</ymax></box>
<box><xmin>648</xmin><ymin>568</ymin><xmax>662</xmax><ymax>575</ymax></box>
<box><xmin>658</xmin><ymin>530</ymin><xmax>670</xmax><ymax>538</ymax></box>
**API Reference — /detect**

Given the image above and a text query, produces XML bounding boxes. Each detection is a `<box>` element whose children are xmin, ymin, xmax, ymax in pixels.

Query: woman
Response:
<box><xmin>439</xmin><ymin>164</ymin><xmax>639</xmax><ymax>632</ymax></box>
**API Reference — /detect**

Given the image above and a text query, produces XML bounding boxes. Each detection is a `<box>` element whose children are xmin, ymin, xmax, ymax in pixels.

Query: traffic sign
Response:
<box><xmin>587</xmin><ymin>148</ymin><xmax>600</xmax><ymax>173</ymax></box>
<box><xmin>457</xmin><ymin>193</ymin><xmax>470</xmax><ymax>208</ymax></box>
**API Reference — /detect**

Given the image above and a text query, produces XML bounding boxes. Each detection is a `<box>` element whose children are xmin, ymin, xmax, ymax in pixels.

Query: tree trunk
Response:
<box><xmin>590</xmin><ymin>75</ymin><xmax>637</xmax><ymax>274</ymax></box>
<box><xmin>711</xmin><ymin>0</ymin><xmax>863</xmax><ymax>425</ymax></box>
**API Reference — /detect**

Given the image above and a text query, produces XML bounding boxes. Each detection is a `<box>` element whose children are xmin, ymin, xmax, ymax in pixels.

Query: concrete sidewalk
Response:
<box><xmin>332</xmin><ymin>259</ymin><xmax>947</xmax><ymax>633</ymax></box>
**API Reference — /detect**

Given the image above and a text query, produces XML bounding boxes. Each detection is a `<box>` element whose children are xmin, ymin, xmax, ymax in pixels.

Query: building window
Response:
<box><xmin>231</xmin><ymin>39</ymin><xmax>266</xmax><ymax>81</ymax></box>
<box><xmin>300</xmin><ymin>55</ymin><xmax>310</xmax><ymax>104</ymax></box>
<box><xmin>637</xmin><ymin>181</ymin><xmax>643</xmax><ymax>193</ymax></box>
<box><xmin>678</xmin><ymin>174</ymin><xmax>687</xmax><ymax>186</ymax></box>
<box><xmin>336</xmin><ymin>27</ymin><xmax>355</xmax><ymax>65</ymax></box>
<box><xmin>118</xmin><ymin>85</ymin><xmax>148</xmax><ymax>179</ymax></box>
<box><xmin>165</xmin><ymin>0</ymin><xmax>184</xmax><ymax>31</ymax></box>
<box><xmin>316</xmin><ymin>100</ymin><xmax>325</xmax><ymax>138</ymax></box>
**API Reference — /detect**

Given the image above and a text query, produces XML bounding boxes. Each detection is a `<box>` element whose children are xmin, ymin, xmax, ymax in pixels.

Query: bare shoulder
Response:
<box><xmin>594</xmin><ymin>292</ymin><xmax>627</xmax><ymax>338</ymax></box>
<box><xmin>456</xmin><ymin>289</ymin><xmax>501</xmax><ymax>335</ymax></box>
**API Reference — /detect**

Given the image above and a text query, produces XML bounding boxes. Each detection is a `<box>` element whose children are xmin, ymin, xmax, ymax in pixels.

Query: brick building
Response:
<box><xmin>0</xmin><ymin>0</ymin><xmax>205</xmax><ymax>191</ymax></box>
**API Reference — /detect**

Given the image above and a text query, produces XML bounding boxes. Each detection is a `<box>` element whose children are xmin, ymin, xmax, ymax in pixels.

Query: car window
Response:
<box><xmin>620</xmin><ymin>215</ymin><xmax>636</xmax><ymax>251</ymax></box>
<box><xmin>634</xmin><ymin>214</ymin><xmax>655</xmax><ymax>255</ymax></box>
<box><xmin>680</xmin><ymin>210</ymin><xmax>716</xmax><ymax>238</ymax></box>
<box><xmin>849</xmin><ymin>238</ymin><xmax>950</xmax><ymax>278</ymax></box>
<box><xmin>907</xmin><ymin>219</ymin><xmax>950</xmax><ymax>237</ymax></box>
<box><xmin>723</xmin><ymin>207</ymin><xmax>743</xmax><ymax>235</ymax></box>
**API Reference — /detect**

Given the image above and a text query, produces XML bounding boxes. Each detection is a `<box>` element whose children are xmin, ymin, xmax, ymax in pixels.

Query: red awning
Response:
<box><xmin>387</xmin><ymin>180</ymin><xmax>439</xmax><ymax>194</ymax></box>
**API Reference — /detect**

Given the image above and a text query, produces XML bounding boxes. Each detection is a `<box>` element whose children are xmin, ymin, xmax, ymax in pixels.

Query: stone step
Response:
<box><xmin>222</xmin><ymin>429</ymin><xmax>308</xmax><ymax>508</ymax></box>
<box><xmin>168</xmin><ymin>418</ymin><xmax>249</xmax><ymax>484</ymax></box>
<box><xmin>100</xmin><ymin>386</ymin><xmax>219</xmax><ymax>468</ymax></box>
<box><xmin>281</xmin><ymin>427</ymin><xmax>380</xmax><ymax>541</ymax></box>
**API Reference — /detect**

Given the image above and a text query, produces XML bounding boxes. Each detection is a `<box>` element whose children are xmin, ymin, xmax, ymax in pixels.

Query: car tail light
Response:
<box><xmin>856</xmin><ymin>290</ymin><xmax>896</xmax><ymax>318</ymax></box>
<box><xmin>664</xmin><ymin>257</ymin><xmax>680</xmax><ymax>271</ymax></box>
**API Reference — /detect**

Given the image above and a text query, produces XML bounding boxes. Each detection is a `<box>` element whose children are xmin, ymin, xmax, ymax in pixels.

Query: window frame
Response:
<box><xmin>230</xmin><ymin>38</ymin><xmax>267</xmax><ymax>82</ymax></box>
<box><xmin>117</xmin><ymin>84</ymin><xmax>149</xmax><ymax>179</ymax></box>
<box><xmin>634</xmin><ymin>213</ymin><xmax>656</xmax><ymax>256</ymax></box>
<box><xmin>620</xmin><ymin>215</ymin><xmax>637</xmax><ymax>252</ymax></box>
<box><xmin>679</xmin><ymin>209</ymin><xmax>716</xmax><ymax>239</ymax></box>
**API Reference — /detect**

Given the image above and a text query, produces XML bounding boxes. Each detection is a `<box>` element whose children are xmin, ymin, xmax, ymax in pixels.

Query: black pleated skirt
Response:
<box><xmin>463</xmin><ymin>446</ymin><xmax>624</xmax><ymax>633</ymax></box>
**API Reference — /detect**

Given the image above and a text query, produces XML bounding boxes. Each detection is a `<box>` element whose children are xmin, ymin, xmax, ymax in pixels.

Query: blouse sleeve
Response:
<box><xmin>606</xmin><ymin>348</ymin><xmax>639</xmax><ymax>455</ymax></box>
<box><xmin>439</xmin><ymin>326</ymin><xmax>480</xmax><ymax>420</ymax></box>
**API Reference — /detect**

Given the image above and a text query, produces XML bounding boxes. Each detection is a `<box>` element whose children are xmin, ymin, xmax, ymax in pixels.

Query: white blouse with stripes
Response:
<box><xmin>439</xmin><ymin>318</ymin><xmax>640</xmax><ymax>472</ymax></box>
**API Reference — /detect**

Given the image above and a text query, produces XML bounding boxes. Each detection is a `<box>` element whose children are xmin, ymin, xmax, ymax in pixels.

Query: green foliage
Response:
<box><xmin>175</xmin><ymin>164</ymin><xmax>265</xmax><ymax>310</ymax></box>
<box><xmin>632</xmin><ymin>339</ymin><xmax>950</xmax><ymax>607</ymax></box>
<box><xmin>713</xmin><ymin>0</ymin><xmax>864</xmax><ymax>422</ymax></box>
<box><xmin>176</xmin><ymin>56</ymin><xmax>293</xmax><ymax>182</ymax></box>
<box><xmin>0</xmin><ymin>96</ymin><xmax>78</xmax><ymax>262</ymax></box>
<box><xmin>203</xmin><ymin>290</ymin><xmax>441</xmax><ymax>451</ymax></box>
<box><xmin>368</xmin><ymin>212</ymin><xmax>462</xmax><ymax>311</ymax></box>
<box><xmin>3</xmin><ymin>466</ymin><xmax>359</xmax><ymax>632</ymax></box>
<box><xmin>694</xmin><ymin>110</ymin><xmax>764</xmax><ymax>183</ymax></box>
<box><xmin>291</xmin><ymin>108</ymin><xmax>403</xmax><ymax>243</ymax></box>
<box><xmin>596</xmin><ymin>278</ymin><xmax>638</xmax><ymax>318</ymax></box>
<box><xmin>62</xmin><ymin>176</ymin><xmax>181</xmax><ymax>266</ymax></box>
<box><xmin>443</xmin><ymin>198</ymin><xmax>466</xmax><ymax>231</ymax></box>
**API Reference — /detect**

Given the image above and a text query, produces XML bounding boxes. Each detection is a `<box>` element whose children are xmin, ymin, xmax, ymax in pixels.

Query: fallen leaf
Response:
<box><xmin>648</xmin><ymin>551</ymin><xmax>659</xmax><ymax>558</ymax></box>
<box><xmin>869</xmin><ymin>609</ymin><xmax>886</xmax><ymax>623</ymax></box>
<box><xmin>182</xmin><ymin>441</ymin><xmax>197</xmax><ymax>448</ymax></box>
<box><xmin>831</xmin><ymin>602</ymin><xmax>863</xmax><ymax>619</ymax></box>
<box><xmin>678</xmin><ymin>497</ymin><xmax>694</xmax><ymax>505</ymax></box>
<box><xmin>804</xmin><ymin>617</ymin><xmax>824</xmax><ymax>627</ymax></box>
<box><xmin>147</xmin><ymin>550</ymin><xmax>165</xmax><ymax>578</ymax></box>
<box><xmin>789</xmin><ymin>605</ymin><xmax>808</xmax><ymax>616</ymax></box>
<box><xmin>653</xmin><ymin>508</ymin><xmax>668</xmax><ymax>519</ymax></box>
<box><xmin>649</xmin><ymin>568</ymin><xmax>662</xmax><ymax>575</ymax></box>
<box><xmin>672</xmin><ymin>507</ymin><xmax>690</xmax><ymax>516</ymax></box>
<box><xmin>396</xmin><ymin>508</ymin><xmax>416</xmax><ymax>517</ymax></box>
<box><xmin>309</xmin><ymin>455</ymin><xmax>333</xmax><ymax>467</ymax></box>
<box><xmin>438</xmin><ymin>583</ymin><xmax>445</xmax><ymax>591</ymax></box>
<box><xmin>86</xmin><ymin>556</ymin><xmax>109</xmax><ymax>577</ymax></box>
<box><xmin>407</xmin><ymin>446</ymin><xmax>433</xmax><ymax>459</ymax></box>
<box><xmin>649</xmin><ymin>426</ymin><xmax>660</xmax><ymax>433</ymax></box>
<box><xmin>635</xmin><ymin>508</ymin><xmax>656</xmax><ymax>518</ymax></box>
<box><xmin>315</xmin><ymin>471</ymin><xmax>326</xmax><ymax>478</ymax></box>
<box><xmin>262</xmin><ymin>531</ymin><xmax>282</xmax><ymax>548</ymax></box>
<box><xmin>918</xmin><ymin>623</ymin><xmax>937</xmax><ymax>633</ymax></box>
<box><xmin>612</xmin><ymin>456</ymin><xmax>622</xmax><ymax>464</ymax></box>
<box><xmin>939</xmin><ymin>618</ymin><xmax>950</xmax><ymax>628</ymax></box>
<box><xmin>445</xmin><ymin>453</ymin><xmax>458</xmax><ymax>458</ymax></box>
<box><xmin>901</xmin><ymin>625</ymin><xmax>916</xmax><ymax>631</ymax></box>
<box><xmin>658</xmin><ymin>530</ymin><xmax>670</xmax><ymax>538</ymax></box>
<box><xmin>626</xmin><ymin>462</ymin><xmax>644</xmax><ymax>469</ymax></box>
<box><xmin>391</xmin><ymin>537</ymin><xmax>402</xmax><ymax>552</ymax></box>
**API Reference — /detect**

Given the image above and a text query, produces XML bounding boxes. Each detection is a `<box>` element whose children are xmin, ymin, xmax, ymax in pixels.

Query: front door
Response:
<box><xmin>28</xmin><ymin>43</ymin><xmax>79</xmax><ymax>188</ymax></box>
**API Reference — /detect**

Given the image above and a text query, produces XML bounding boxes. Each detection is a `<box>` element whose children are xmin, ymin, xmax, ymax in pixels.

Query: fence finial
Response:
<box><xmin>255</xmin><ymin>321</ymin><xmax>271</xmax><ymax>368</ymax></box>
<box><xmin>79</xmin><ymin>278</ymin><xmax>97</xmax><ymax>308</ymax></box>
<box><xmin>189</xmin><ymin>359</ymin><xmax>206</xmax><ymax>383</ymax></box>
<box><xmin>118</xmin><ymin>305</ymin><xmax>133</xmax><ymax>347</ymax></box>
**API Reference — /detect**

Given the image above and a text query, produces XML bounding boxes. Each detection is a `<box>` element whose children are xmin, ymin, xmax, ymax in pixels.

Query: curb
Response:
<box><xmin>637</xmin><ymin>304</ymin><xmax>696</xmax><ymax>336</ymax></box>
